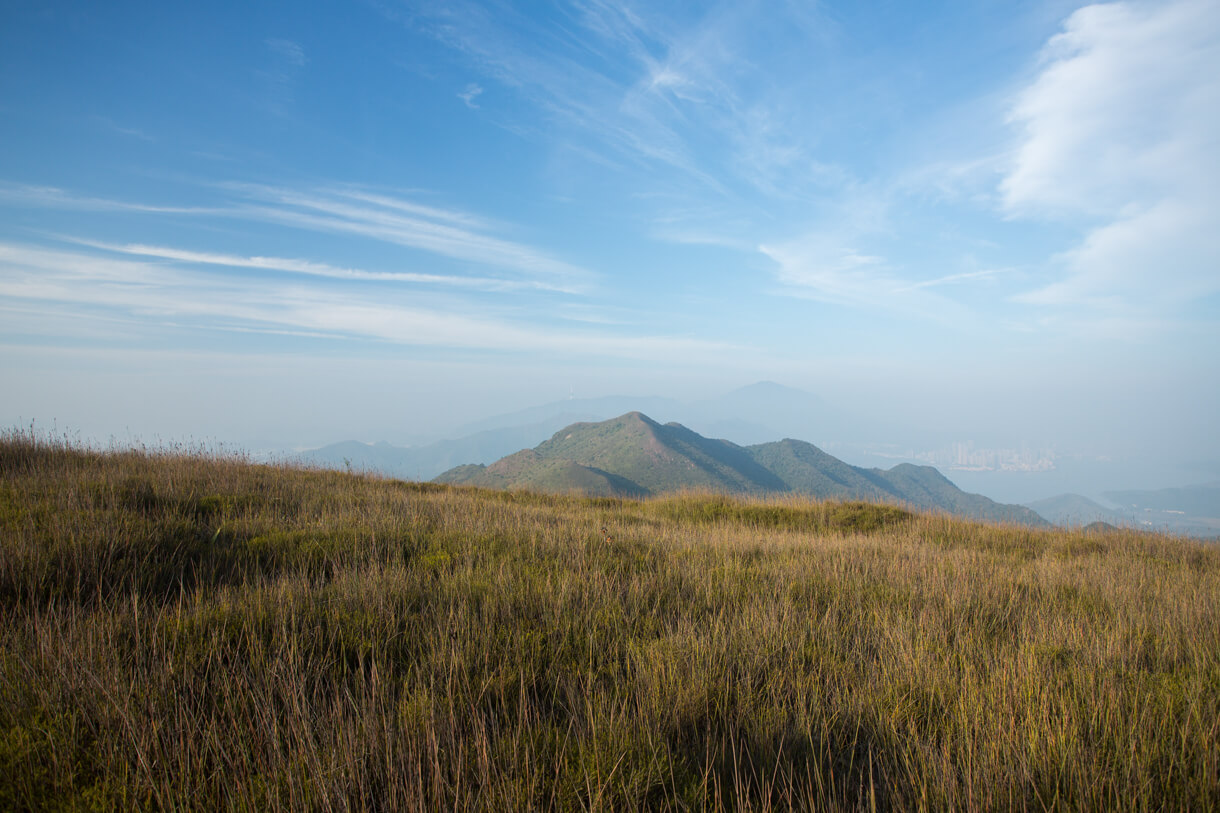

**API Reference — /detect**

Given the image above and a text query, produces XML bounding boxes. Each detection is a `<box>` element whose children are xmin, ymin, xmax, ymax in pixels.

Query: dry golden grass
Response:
<box><xmin>1</xmin><ymin>429</ymin><xmax>1218</xmax><ymax>810</ymax></box>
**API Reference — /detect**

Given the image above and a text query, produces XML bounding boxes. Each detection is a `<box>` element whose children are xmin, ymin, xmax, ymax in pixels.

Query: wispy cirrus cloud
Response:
<box><xmin>61</xmin><ymin>238</ymin><xmax>571</xmax><ymax>293</ymax></box>
<box><xmin>758</xmin><ymin>230</ymin><xmax>994</xmax><ymax>325</ymax></box>
<box><xmin>0</xmin><ymin>241</ymin><xmax>736</xmax><ymax>362</ymax></box>
<box><xmin>0</xmin><ymin>180</ymin><xmax>595</xmax><ymax>292</ymax></box>
<box><xmin>892</xmin><ymin>268</ymin><xmax>1007</xmax><ymax>293</ymax></box>
<box><xmin>391</xmin><ymin>1</ymin><xmax>843</xmax><ymax>201</ymax></box>
<box><xmin>266</xmin><ymin>39</ymin><xmax>306</xmax><ymax>68</ymax></box>
<box><xmin>0</xmin><ymin>183</ymin><xmax>219</xmax><ymax>215</ymax></box>
<box><xmin>458</xmin><ymin>83</ymin><xmax>483</xmax><ymax>108</ymax></box>
<box><xmin>260</xmin><ymin>38</ymin><xmax>308</xmax><ymax>115</ymax></box>
<box><xmin>227</xmin><ymin>184</ymin><xmax>594</xmax><ymax>285</ymax></box>
<box><xmin>94</xmin><ymin>116</ymin><xmax>155</xmax><ymax>142</ymax></box>
<box><xmin>760</xmin><ymin>237</ymin><xmax>891</xmax><ymax>307</ymax></box>
<box><xmin>321</xmin><ymin>188</ymin><xmax>490</xmax><ymax>228</ymax></box>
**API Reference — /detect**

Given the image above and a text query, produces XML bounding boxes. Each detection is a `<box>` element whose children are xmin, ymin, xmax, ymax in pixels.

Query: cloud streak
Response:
<box><xmin>458</xmin><ymin>83</ymin><xmax>483</xmax><ymax>108</ymax></box>
<box><xmin>228</xmin><ymin>184</ymin><xmax>594</xmax><ymax>285</ymax></box>
<box><xmin>893</xmin><ymin>269</ymin><xmax>1006</xmax><ymax>293</ymax></box>
<box><xmin>0</xmin><ymin>183</ymin><xmax>219</xmax><ymax>215</ymax></box>
<box><xmin>0</xmin><ymin>181</ymin><xmax>595</xmax><ymax>292</ymax></box>
<box><xmin>392</xmin><ymin>1</ymin><xmax>841</xmax><ymax>201</ymax></box>
<box><xmin>0</xmin><ymin>241</ymin><xmax>737</xmax><ymax>362</ymax></box>
<box><xmin>66</xmin><ymin>238</ymin><xmax>573</xmax><ymax>293</ymax></box>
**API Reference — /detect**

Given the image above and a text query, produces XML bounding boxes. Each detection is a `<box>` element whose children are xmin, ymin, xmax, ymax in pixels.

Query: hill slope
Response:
<box><xmin>436</xmin><ymin>413</ymin><xmax>1048</xmax><ymax>525</ymax></box>
<box><xmin>441</xmin><ymin>412</ymin><xmax>787</xmax><ymax>495</ymax></box>
<box><xmin>4</xmin><ymin>427</ymin><xmax>1215</xmax><ymax>805</ymax></box>
<box><xmin>4</xmin><ymin>431</ymin><xmax>1217</xmax><ymax>810</ymax></box>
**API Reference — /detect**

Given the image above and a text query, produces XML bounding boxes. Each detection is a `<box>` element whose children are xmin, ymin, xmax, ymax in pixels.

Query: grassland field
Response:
<box><xmin>1</xmin><ymin>429</ymin><xmax>1218</xmax><ymax>810</ymax></box>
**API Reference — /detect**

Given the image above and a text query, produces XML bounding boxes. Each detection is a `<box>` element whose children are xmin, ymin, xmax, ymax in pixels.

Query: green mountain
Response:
<box><xmin>748</xmin><ymin>439</ymin><xmax>1044</xmax><ymax>525</ymax></box>
<box><xmin>440</xmin><ymin>449</ymin><xmax>648</xmax><ymax>497</ymax></box>
<box><xmin>436</xmin><ymin>412</ymin><xmax>1048</xmax><ymax>526</ymax></box>
<box><xmin>440</xmin><ymin>413</ymin><xmax>784</xmax><ymax>495</ymax></box>
<box><xmin>746</xmin><ymin>438</ymin><xmax>893</xmax><ymax>499</ymax></box>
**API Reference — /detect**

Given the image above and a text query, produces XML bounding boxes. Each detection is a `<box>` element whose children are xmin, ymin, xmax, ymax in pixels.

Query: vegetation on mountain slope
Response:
<box><xmin>3</xmin><ymin>430</ymin><xmax>1218</xmax><ymax>810</ymax></box>
<box><xmin>438</xmin><ymin>412</ymin><xmax>1048</xmax><ymax>526</ymax></box>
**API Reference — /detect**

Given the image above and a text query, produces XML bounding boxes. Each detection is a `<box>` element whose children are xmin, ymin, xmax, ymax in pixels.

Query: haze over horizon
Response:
<box><xmin>2</xmin><ymin>1</ymin><xmax>1217</xmax><ymax>495</ymax></box>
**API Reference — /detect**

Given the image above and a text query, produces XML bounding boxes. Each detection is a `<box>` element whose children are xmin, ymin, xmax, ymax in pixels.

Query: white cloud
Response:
<box><xmin>326</xmin><ymin>187</ymin><xmax>490</xmax><ymax>229</ymax></box>
<box><xmin>758</xmin><ymin>227</ymin><xmax>1001</xmax><ymax>325</ymax></box>
<box><xmin>0</xmin><ymin>242</ymin><xmax>737</xmax><ymax>362</ymax></box>
<box><xmin>228</xmin><ymin>184</ymin><xmax>595</xmax><ymax>286</ymax></box>
<box><xmin>94</xmin><ymin>117</ymin><xmax>155</xmax><ymax>142</ymax></box>
<box><xmin>0</xmin><ymin>183</ymin><xmax>217</xmax><ymax>215</ymax></box>
<box><xmin>1003</xmin><ymin>0</ymin><xmax>1220</xmax><ymax>311</ymax></box>
<box><xmin>893</xmin><ymin>269</ymin><xmax>1007</xmax><ymax>293</ymax></box>
<box><xmin>260</xmin><ymin>39</ymin><xmax>307</xmax><ymax>115</ymax></box>
<box><xmin>66</xmin><ymin>238</ymin><xmax>571</xmax><ymax>292</ymax></box>
<box><xmin>266</xmin><ymin>39</ymin><xmax>307</xmax><ymax>68</ymax></box>
<box><xmin>757</xmin><ymin>235</ymin><xmax>968</xmax><ymax>321</ymax></box>
<box><xmin>760</xmin><ymin>237</ymin><xmax>888</xmax><ymax>307</ymax></box>
<box><xmin>0</xmin><ymin>181</ymin><xmax>595</xmax><ymax>291</ymax></box>
<box><xmin>1016</xmin><ymin>199</ymin><xmax>1219</xmax><ymax>307</ymax></box>
<box><xmin>393</xmin><ymin>1</ymin><xmax>841</xmax><ymax>201</ymax></box>
<box><xmin>458</xmin><ymin>83</ymin><xmax>483</xmax><ymax>108</ymax></box>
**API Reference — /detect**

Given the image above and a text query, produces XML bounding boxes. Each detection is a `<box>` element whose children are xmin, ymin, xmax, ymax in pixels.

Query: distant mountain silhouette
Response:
<box><xmin>297</xmin><ymin>416</ymin><xmax>592</xmax><ymax>480</ymax></box>
<box><xmin>1028</xmin><ymin>486</ymin><xmax>1220</xmax><ymax>538</ymax></box>
<box><xmin>436</xmin><ymin>412</ymin><xmax>1048</xmax><ymax>526</ymax></box>
<box><xmin>1024</xmin><ymin>493</ymin><xmax>1126</xmax><ymax>527</ymax></box>
<box><xmin>1102</xmin><ymin>483</ymin><xmax>1220</xmax><ymax>517</ymax></box>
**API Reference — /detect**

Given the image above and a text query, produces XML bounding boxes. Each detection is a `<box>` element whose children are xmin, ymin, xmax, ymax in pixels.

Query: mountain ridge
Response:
<box><xmin>436</xmin><ymin>412</ymin><xmax>1048</xmax><ymax>526</ymax></box>
<box><xmin>295</xmin><ymin>381</ymin><xmax>897</xmax><ymax>480</ymax></box>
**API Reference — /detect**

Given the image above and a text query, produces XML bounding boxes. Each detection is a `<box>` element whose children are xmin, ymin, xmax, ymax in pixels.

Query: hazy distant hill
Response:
<box><xmin>436</xmin><ymin>412</ymin><xmax>1048</xmax><ymax>526</ymax></box>
<box><xmin>1025</xmin><ymin>494</ymin><xmax>1126</xmax><ymax>527</ymax></box>
<box><xmin>1103</xmin><ymin>483</ymin><xmax>1220</xmax><ymax>516</ymax></box>
<box><xmin>298</xmin><ymin>416</ymin><xmax>595</xmax><ymax>480</ymax></box>
<box><xmin>1101</xmin><ymin>483</ymin><xmax>1220</xmax><ymax>537</ymax></box>
<box><xmin>1023</xmin><ymin>487</ymin><xmax>1220</xmax><ymax>538</ymax></box>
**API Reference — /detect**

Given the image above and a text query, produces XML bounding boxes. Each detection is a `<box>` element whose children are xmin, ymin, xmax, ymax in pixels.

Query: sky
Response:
<box><xmin>1</xmin><ymin>0</ymin><xmax>1217</xmax><ymax>482</ymax></box>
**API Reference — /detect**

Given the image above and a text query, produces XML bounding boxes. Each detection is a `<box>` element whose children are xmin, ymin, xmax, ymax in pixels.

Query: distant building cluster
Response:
<box><xmin>915</xmin><ymin>441</ymin><xmax>1057</xmax><ymax>472</ymax></box>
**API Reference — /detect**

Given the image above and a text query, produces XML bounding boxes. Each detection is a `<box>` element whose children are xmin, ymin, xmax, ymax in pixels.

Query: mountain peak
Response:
<box><xmin>435</xmin><ymin>413</ymin><xmax>1048</xmax><ymax>527</ymax></box>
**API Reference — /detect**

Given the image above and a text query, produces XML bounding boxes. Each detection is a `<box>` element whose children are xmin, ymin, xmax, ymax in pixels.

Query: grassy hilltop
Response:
<box><xmin>2</xmin><ymin>430</ymin><xmax>1219</xmax><ymax>810</ymax></box>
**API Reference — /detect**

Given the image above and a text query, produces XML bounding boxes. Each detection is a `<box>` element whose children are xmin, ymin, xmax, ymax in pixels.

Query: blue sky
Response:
<box><xmin>1</xmin><ymin>0</ymin><xmax>1217</xmax><ymax>471</ymax></box>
